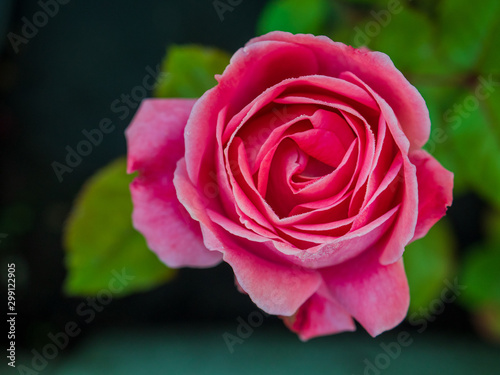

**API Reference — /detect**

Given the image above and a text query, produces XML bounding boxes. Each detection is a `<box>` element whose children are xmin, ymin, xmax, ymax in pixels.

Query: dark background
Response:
<box><xmin>1</xmin><ymin>1</ymin><xmax>499</xmax><ymax>374</ymax></box>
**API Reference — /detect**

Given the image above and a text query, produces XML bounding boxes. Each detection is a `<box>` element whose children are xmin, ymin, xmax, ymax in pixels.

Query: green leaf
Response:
<box><xmin>461</xmin><ymin>209</ymin><xmax>500</xmax><ymax>308</ymax></box>
<box><xmin>404</xmin><ymin>219</ymin><xmax>456</xmax><ymax>315</ymax></box>
<box><xmin>257</xmin><ymin>0</ymin><xmax>332</xmax><ymax>36</ymax></box>
<box><xmin>438</xmin><ymin>0</ymin><xmax>500</xmax><ymax>72</ymax></box>
<box><xmin>478</xmin><ymin>20</ymin><xmax>500</xmax><ymax>75</ymax></box>
<box><xmin>358</xmin><ymin>8</ymin><xmax>453</xmax><ymax>76</ymax></box>
<box><xmin>447</xmin><ymin>84</ymin><xmax>500</xmax><ymax>208</ymax></box>
<box><xmin>154</xmin><ymin>45</ymin><xmax>231</xmax><ymax>99</ymax></box>
<box><xmin>415</xmin><ymin>84</ymin><xmax>467</xmax><ymax>195</ymax></box>
<box><xmin>460</xmin><ymin>243</ymin><xmax>500</xmax><ymax>309</ymax></box>
<box><xmin>460</xmin><ymin>209</ymin><xmax>500</xmax><ymax>340</ymax></box>
<box><xmin>485</xmin><ymin>209</ymin><xmax>500</xmax><ymax>245</ymax></box>
<box><xmin>64</xmin><ymin>157</ymin><xmax>176</xmax><ymax>297</ymax></box>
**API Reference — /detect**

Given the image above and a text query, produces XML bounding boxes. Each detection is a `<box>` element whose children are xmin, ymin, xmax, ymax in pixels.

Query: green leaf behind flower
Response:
<box><xmin>461</xmin><ymin>209</ymin><xmax>500</xmax><ymax>308</ymax></box>
<box><xmin>446</xmin><ymin>86</ymin><xmax>500</xmax><ymax>209</ymax></box>
<box><xmin>415</xmin><ymin>84</ymin><xmax>467</xmax><ymax>195</ymax></box>
<box><xmin>404</xmin><ymin>219</ymin><xmax>456</xmax><ymax>315</ymax></box>
<box><xmin>460</xmin><ymin>209</ymin><xmax>500</xmax><ymax>340</ymax></box>
<box><xmin>154</xmin><ymin>45</ymin><xmax>231</xmax><ymax>98</ymax></box>
<box><xmin>257</xmin><ymin>0</ymin><xmax>333</xmax><ymax>36</ymax></box>
<box><xmin>461</xmin><ymin>243</ymin><xmax>500</xmax><ymax>309</ymax></box>
<box><xmin>366</xmin><ymin>8</ymin><xmax>454</xmax><ymax>76</ymax></box>
<box><xmin>63</xmin><ymin>157</ymin><xmax>176</xmax><ymax>297</ymax></box>
<box><xmin>438</xmin><ymin>0</ymin><xmax>500</xmax><ymax>73</ymax></box>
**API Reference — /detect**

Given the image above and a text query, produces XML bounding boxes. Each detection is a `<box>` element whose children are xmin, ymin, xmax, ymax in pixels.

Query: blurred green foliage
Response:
<box><xmin>404</xmin><ymin>219</ymin><xmax>456</xmax><ymax>316</ymax></box>
<box><xmin>257</xmin><ymin>0</ymin><xmax>334</xmax><ymax>35</ymax></box>
<box><xmin>461</xmin><ymin>209</ymin><xmax>500</xmax><ymax>339</ymax></box>
<box><xmin>439</xmin><ymin>0</ymin><xmax>500</xmax><ymax>73</ymax></box>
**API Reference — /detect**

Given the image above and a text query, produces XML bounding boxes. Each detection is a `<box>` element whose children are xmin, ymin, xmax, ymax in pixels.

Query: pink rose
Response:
<box><xmin>126</xmin><ymin>32</ymin><xmax>453</xmax><ymax>340</ymax></box>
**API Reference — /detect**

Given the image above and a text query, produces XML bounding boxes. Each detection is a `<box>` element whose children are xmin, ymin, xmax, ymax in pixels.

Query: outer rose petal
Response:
<box><xmin>410</xmin><ymin>150</ymin><xmax>454</xmax><ymax>241</ymax></box>
<box><xmin>321</xmin><ymin>247</ymin><xmax>409</xmax><ymax>337</ymax></box>
<box><xmin>126</xmin><ymin>99</ymin><xmax>222</xmax><ymax>268</ymax></box>
<box><xmin>222</xmin><ymin>245</ymin><xmax>322</xmax><ymax>316</ymax></box>
<box><xmin>283</xmin><ymin>285</ymin><xmax>356</xmax><ymax>341</ymax></box>
<box><xmin>127</xmin><ymin>99</ymin><xmax>193</xmax><ymax>175</ymax></box>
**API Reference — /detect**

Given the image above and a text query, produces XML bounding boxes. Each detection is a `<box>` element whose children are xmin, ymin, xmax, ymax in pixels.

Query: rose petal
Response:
<box><xmin>130</xmin><ymin>177</ymin><xmax>221</xmax><ymax>268</ymax></box>
<box><xmin>126</xmin><ymin>99</ymin><xmax>222</xmax><ymax>267</ymax></box>
<box><xmin>239</xmin><ymin>105</ymin><xmax>316</xmax><ymax>173</ymax></box>
<box><xmin>410</xmin><ymin>149</ymin><xmax>454</xmax><ymax>241</ymax></box>
<box><xmin>351</xmin><ymin>153</ymin><xmax>403</xmax><ymax>231</ymax></box>
<box><xmin>228</xmin><ymin>137</ymin><xmax>279</xmax><ymax>233</ymax></box>
<box><xmin>321</xmin><ymin>247</ymin><xmax>409</xmax><ymax>337</ymax></box>
<box><xmin>293</xmin><ymin>204</ymin><xmax>400</xmax><ymax>267</ymax></box>
<box><xmin>289</xmin><ymin>128</ymin><xmax>348</xmax><ymax>168</ymax></box>
<box><xmin>282</xmin><ymin>284</ymin><xmax>356</xmax><ymax>341</ymax></box>
<box><xmin>126</xmin><ymin>98</ymin><xmax>196</xmax><ymax>175</ymax></box>
<box><xmin>184</xmin><ymin>86</ymin><xmax>221</xmax><ymax>186</ymax></box>
<box><xmin>341</xmin><ymin>72</ymin><xmax>419</xmax><ymax>265</ymax></box>
<box><xmin>222</xmin><ymin>243</ymin><xmax>322</xmax><ymax>316</ymax></box>
<box><xmin>219</xmin><ymin>40</ymin><xmax>320</xmax><ymax>118</ymax></box>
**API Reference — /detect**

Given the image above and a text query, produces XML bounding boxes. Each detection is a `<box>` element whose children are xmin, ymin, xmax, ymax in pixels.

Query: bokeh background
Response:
<box><xmin>1</xmin><ymin>0</ymin><xmax>500</xmax><ymax>374</ymax></box>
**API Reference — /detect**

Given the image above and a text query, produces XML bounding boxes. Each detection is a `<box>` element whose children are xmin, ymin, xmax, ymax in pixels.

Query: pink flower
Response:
<box><xmin>126</xmin><ymin>32</ymin><xmax>453</xmax><ymax>340</ymax></box>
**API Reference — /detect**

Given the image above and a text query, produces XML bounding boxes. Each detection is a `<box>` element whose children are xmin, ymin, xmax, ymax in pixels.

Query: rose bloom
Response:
<box><xmin>126</xmin><ymin>32</ymin><xmax>453</xmax><ymax>340</ymax></box>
